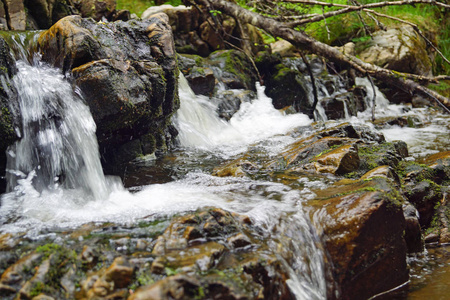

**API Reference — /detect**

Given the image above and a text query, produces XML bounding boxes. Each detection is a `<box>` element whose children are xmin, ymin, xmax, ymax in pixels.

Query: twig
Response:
<box><xmin>367</xmin><ymin>74</ymin><xmax>377</xmax><ymax>121</ymax></box>
<box><xmin>299</xmin><ymin>51</ymin><xmax>320</xmax><ymax>119</ymax></box>
<box><xmin>321</xmin><ymin>7</ymin><xmax>331</xmax><ymax>40</ymax></box>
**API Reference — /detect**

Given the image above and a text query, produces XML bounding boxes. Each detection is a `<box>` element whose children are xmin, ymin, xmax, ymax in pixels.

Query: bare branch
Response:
<box><xmin>283</xmin><ymin>0</ymin><xmax>450</xmax><ymax>10</ymax></box>
<box><xmin>188</xmin><ymin>0</ymin><xmax>450</xmax><ymax>111</ymax></box>
<box><xmin>284</xmin><ymin>0</ymin><xmax>450</xmax><ymax>26</ymax></box>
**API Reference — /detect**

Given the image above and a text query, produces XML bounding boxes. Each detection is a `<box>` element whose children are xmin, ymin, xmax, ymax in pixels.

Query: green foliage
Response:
<box><xmin>116</xmin><ymin>0</ymin><xmax>183</xmax><ymax>17</ymax></box>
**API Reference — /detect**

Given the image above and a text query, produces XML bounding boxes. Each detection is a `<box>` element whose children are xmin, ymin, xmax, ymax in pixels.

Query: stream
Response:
<box><xmin>0</xmin><ymin>32</ymin><xmax>449</xmax><ymax>299</ymax></box>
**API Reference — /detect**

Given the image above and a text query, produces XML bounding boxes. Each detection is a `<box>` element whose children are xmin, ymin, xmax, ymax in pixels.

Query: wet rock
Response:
<box><xmin>129</xmin><ymin>274</ymin><xmax>201</xmax><ymax>300</ymax></box>
<box><xmin>227</xmin><ymin>233</ymin><xmax>252</xmax><ymax>249</ymax></box>
<box><xmin>281</xmin><ymin>136</ymin><xmax>357</xmax><ymax>170</ymax></box>
<box><xmin>19</xmin><ymin>257</ymin><xmax>51</xmax><ymax>299</ymax></box>
<box><xmin>308</xmin><ymin>144</ymin><xmax>360</xmax><ymax>175</ymax></box>
<box><xmin>403</xmin><ymin>204</ymin><xmax>424</xmax><ymax>253</ymax></box>
<box><xmin>216</xmin><ymin>89</ymin><xmax>255</xmax><ymax>121</ymax></box>
<box><xmin>422</xmin><ymin>151</ymin><xmax>450</xmax><ymax>185</ymax></box>
<box><xmin>0</xmin><ymin>36</ymin><xmax>19</xmax><ymax>192</ymax></box>
<box><xmin>404</xmin><ymin>180</ymin><xmax>442</xmax><ymax>228</ymax></box>
<box><xmin>104</xmin><ymin>257</ymin><xmax>134</xmax><ymax>288</ymax></box>
<box><xmin>145</xmin><ymin>208</ymin><xmax>293</xmax><ymax>299</ymax></box>
<box><xmin>38</xmin><ymin>14</ymin><xmax>179</xmax><ymax>169</ymax></box>
<box><xmin>1</xmin><ymin>252</ymin><xmax>43</xmax><ymax>286</ymax></box>
<box><xmin>320</xmin><ymin>92</ymin><xmax>358</xmax><ymax>119</ymax></box>
<box><xmin>263</xmin><ymin>61</ymin><xmax>311</xmax><ymax>116</ymax></box>
<box><xmin>213</xmin><ymin>160</ymin><xmax>257</xmax><ymax>177</ymax></box>
<box><xmin>316</xmin><ymin>122</ymin><xmax>385</xmax><ymax>144</ymax></box>
<box><xmin>307</xmin><ymin>177</ymin><xmax>408</xmax><ymax>300</ymax></box>
<box><xmin>357</xmin><ymin>141</ymin><xmax>408</xmax><ymax>175</ymax></box>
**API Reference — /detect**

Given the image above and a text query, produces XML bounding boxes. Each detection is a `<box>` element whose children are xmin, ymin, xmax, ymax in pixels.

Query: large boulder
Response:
<box><xmin>306</xmin><ymin>176</ymin><xmax>408</xmax><ymax>299</ymax></box>
<box><xmin>356</xmin><ymin>25</ymin><xmax>434</xmax><ymax>77</ymax></box>
<box><xmin>37</xmin><ymin>14</ymin><xmax>179</xmax><ymax>171</ymax></box>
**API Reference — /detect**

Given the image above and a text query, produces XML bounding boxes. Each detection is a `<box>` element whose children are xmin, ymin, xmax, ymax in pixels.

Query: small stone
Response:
<box><xmin>151</xmin><ymin>257</ymin><xmax>166</xmax><ymax>274</ymax></box>
<box><xmin>228</xmin><ymin>233</ymin><xmax>252</xmax><ymax>249</ymax></box>
<box><xmin>135</xmin><ymin>239</ymin><xmax>148</xmax><ymax>250</ymax></box>
<box><xmin>104</xmin><ymin>257</ymin><xmax>134</xmax><ymax>288</ymax></box>
<box><xmin>424</xmin><ymin>233</ymin><xmax>439</xmax><ymax>244</ymax></box>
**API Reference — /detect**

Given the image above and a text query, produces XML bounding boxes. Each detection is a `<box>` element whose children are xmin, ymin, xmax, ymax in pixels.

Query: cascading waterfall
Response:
<box><xmin>174</xmin><ymin>75</ymin><xmax>328</xmax><ymax>299</ymax></box>
<box><xmin>5</xmin><ymin>60</ymin><xmax>111</xmax><ymax>201</ymax></box>
<box><xmin>174</xmin><ymin>74</ymin><xmax>312</xmax><ymax>156</ymax></box>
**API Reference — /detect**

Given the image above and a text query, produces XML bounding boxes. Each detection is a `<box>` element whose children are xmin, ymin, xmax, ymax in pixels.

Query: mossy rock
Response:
<box><xmin>208</xmin><ymin>49</ymin><xmax>258</xmax><ymax>91</ymax></box>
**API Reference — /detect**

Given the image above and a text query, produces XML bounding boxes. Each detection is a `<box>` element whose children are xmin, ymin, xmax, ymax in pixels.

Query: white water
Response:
<box><xmin>0</xmin><ymin>47</ymin><xmax>447</xmax><ymax>300</ymax></box>
<box><xmin>5</xmin><ymin>61</ymin><xmax>113</xmax><ymax>201</ymax></box>
<box><xmin>0</xmin><ymin>61</ymin><xmax>328</xmax><ymax>299</ymax></box>
<box><xmin>174</xmin><ymin>75</ymin><xmax>312</xmax><ymax>156</ymax></box>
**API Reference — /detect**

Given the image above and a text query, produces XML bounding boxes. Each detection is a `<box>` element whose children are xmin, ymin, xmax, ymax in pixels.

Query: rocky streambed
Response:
<box><xmin>1</xmin><ymin>116</ymin><xmax>449</xmax><ymax>299</ymax></box>
<box><xmin>0</xmin><ymin>6</ymin><xmax>449</xmax><ymax>300</ymax></box>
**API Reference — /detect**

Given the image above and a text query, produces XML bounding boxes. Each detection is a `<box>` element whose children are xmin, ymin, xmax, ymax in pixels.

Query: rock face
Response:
<box><xmin>38</xmin><ymin>14</ymin><xmax>179</xmax><ymax>171</ymax></box>
<box><xmin>356</xmin><ymin>25</ymin><xmax>434</xmax><ymax>77</ymax></box>
<box><xmin>0</xmin><ymin>0</ymin><xmax>125</xmax><ymax>31</ymax></box>
<box><xmin>142</xmin><ymin>4</ymin><xmax>264</xmax><ymax>57</ymax></box>
<box><xmin>0</xmin><ymin>36</ymin><xmax>19</xmax><ymax>192</ymax></box>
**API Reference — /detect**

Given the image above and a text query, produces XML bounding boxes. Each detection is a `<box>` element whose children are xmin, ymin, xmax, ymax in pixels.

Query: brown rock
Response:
<box><xmin>307</xmin><ymin>177</ymin><xmax>408</xmax><ymax>299</ymax></box>
<box><xmin>313</xmin><ymin>144</ymin><xmax>359</xmax><ymax>175</ymax></box>
<box><xmin>104</xmin><ymin>257</ymin><xmax>134</xmax><ymax>289</ymax></box>
<box><xmin>129</xmin><ymin>275</ymin><xmax>201</xmax><ymax>300</ymax></box>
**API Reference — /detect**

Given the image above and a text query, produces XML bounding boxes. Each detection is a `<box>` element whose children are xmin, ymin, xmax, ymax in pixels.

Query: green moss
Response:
<box><xmin>396</xmin><ymin>160</ymin><xmax>436</xmax><ymax>182</ymax></box>
<box><xmin>29</xmin><ymin>281</ymin><xmax>45</xmax><ymax>298</ymax></box>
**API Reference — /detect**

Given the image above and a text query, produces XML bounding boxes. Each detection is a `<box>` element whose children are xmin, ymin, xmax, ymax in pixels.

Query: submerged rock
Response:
<box><xmin>37</xmin><ymin>14</ymin><xmax>179</xmax><ymax>171</ymax></box>
<box><xmin>401</xmin><ymin>152</ymin><xmax>450</xmax><ymax>245</ymax></box>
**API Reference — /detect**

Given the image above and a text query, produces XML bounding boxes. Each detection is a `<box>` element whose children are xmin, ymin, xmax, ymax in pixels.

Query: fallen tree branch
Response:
<box><xmin>186</xmin><ymin>0</ymin><xmax>450</xmax><ymax>111</ymax></box>
<box><xmin>283</xmin><ymin>0</ymin><xmax>450</xmax><ymax>26</ymax></box>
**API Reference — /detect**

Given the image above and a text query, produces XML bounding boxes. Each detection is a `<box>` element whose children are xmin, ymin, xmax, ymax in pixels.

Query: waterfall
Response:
<box><xmin>1</xmin><ymin>32</ymin><xmax>114</xmax><ymax>202</ymax></box>
<box><xmin>174</xmin><ymin>74</ymin><xmax>312</xmax><ymax>156</ymax></box>
<box><xmin>174</xmin><ymin>76</ymin><xmax>327</xmax><ymax>299</ymax></box>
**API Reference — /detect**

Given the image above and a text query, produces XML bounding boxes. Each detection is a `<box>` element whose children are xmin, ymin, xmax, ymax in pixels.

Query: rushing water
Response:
<box><xmin>0</xmin><ymin>33</ymin><xmax>449</xmax><ymax>299</ymax></box>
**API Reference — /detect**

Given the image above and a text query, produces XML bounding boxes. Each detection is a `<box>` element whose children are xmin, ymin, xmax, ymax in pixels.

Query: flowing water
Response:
<box><xmin>0</xmin><ymin>33</ymin><xmax>449</xmax><ymax>299</ymax></box>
